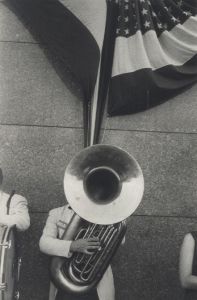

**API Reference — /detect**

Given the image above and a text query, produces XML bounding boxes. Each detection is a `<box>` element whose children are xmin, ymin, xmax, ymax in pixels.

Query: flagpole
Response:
<box><xmin>89</xmin><ymin>63</ymin><xmax>102</xmax><ymax>146</ymax></box>
<box><xmin>88</xmin><ymin>0</ymin><xmax>118</xmax><ymax>146</ymax></box>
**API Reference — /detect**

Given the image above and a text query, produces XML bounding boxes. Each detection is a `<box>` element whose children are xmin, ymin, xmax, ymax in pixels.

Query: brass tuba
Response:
<box><xmin>50</xmin><ymin>144</ymin><xmax>144</xmax><ymax>294</ymax></box>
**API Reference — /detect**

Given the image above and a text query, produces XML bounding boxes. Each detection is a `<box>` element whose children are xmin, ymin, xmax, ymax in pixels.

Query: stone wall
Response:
<box><xmin>1</xmin><ymin>1</ymin><xmax>197</xmax><ymax>299</ymax></box>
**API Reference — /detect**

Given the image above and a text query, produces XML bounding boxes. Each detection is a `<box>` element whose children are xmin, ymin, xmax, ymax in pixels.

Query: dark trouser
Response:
<box><xmin>55</xmin><ymin>289</ymin><xmax>99</xmax><ymax>300</ymax></box>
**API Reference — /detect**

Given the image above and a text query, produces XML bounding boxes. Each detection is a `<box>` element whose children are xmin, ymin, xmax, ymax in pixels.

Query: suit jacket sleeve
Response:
<box><xmin>39</xmin><ymin>208</ymin><xmax>72</xmax><ymax>258</ymax></box>
<box><xmin>0</xmin><ymin>195</ymin><xmax>30</xmax><ymax>231</ymax></box>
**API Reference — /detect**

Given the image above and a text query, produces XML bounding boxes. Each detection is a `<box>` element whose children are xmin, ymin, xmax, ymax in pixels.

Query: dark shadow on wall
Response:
<box><xmin>3</xmin><ymin>0</ymin><xmax>100</xmax><ymax>103</ymax></box>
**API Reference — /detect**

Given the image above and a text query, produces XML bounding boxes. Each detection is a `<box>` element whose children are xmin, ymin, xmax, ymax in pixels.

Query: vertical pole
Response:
<box><xmin>89</xmin><ymin>1</ymin><xmax>119</xmax><ymax>146</ymax></box>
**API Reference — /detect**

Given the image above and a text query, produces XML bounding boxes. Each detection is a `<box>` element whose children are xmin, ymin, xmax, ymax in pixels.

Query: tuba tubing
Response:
<box><xmin>50</xmin><ymin>214</ymin><xmax>97</xmax><ymax>294</ymax></box>
<box><xmin>50</xmin><ymin>213</ymin><xmax>127</xmax><ymax>294</ymax></box>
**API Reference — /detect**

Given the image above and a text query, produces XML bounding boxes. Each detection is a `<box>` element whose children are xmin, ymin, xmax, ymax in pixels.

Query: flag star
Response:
<box><xmin>124</xmin><ymin>16</ymin><xmax>129</xmax><ymax>22</ymax></box>
<box><xmin>157</xmin><ymin>23</ymin><xmax>163</xmax><ymax>29</ymax></box>
<box><xmin>183</xmin><ymin>11</ymin><xmax>191</xmax><ymax>16</ymax></box>
<box><xmin>124</xmin><ymin>29</ymin><xmax>130</xmax><ymax>34</ymax></box>
<box><xmin>164</xmin><ymin>6</ymin><xmax>168</xmax><ymax>11</ymax></box>
<box><xmin>144</xmin><ymin>21</ymin><xmax>150</xmax><ymax>28</ymax></box>
<box><xmin>171</xmin><ymin>16</ymin><xmax>177</xmax><ymax>22</ymax></box>
<box><xmin>152</xmin><ymin>11</ymin><xmax>157</xmax><ymax>17</ymax></box>
<box><xmin>163</xmin><ymin>23</ymin><xmax>168</xmax><ymax>29</ymax></box>
<box><xmin>142</xmin><ymin>8</ymin><xmax>148</xmax><ymax>15</ymax></box>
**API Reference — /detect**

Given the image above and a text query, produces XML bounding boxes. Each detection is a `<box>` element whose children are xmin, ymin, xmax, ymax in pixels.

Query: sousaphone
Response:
<box><xmin>50</xmin><ymin>144</ymin><xmax>144</xmax><ymax>294</ymax></box>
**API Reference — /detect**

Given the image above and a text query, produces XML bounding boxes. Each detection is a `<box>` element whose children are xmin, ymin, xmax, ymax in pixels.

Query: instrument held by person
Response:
<box><xmin>50</xmin><ymin>144</ymin><xmax>144</xmax><ymax>294</ymax></box>
<box><xmin>0</xmin><ymin>190</ymin><xmax>21</xmax><ymax>300</ymax></box>
<box><xmin>0</xmin><ymin>225</ymin><xmax>21</xmax><ymax>300</ymax></box>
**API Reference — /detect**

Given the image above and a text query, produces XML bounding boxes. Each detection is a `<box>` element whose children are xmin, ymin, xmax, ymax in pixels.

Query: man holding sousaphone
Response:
<box><xmin>40</xmin><ymin>204</ymin><xmax>104</xmax><ymax>300</ymax></box>
<box><xmin>39</xmin><ymin>145</ymin><xmax>144</xmax><ymax>300</ymax></box>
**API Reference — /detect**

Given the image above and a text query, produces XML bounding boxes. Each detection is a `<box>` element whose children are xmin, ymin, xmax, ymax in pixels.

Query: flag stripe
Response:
<box><xmin>112</xmin><ymin>15</ymin><xmax>197</xmax><ymax>77</ymax></box>
<box><xmin>108</xmin><ymin>54</ymin><xmax>197</xmax><ymax>116</ymax></box>
<box><xmin>107</xmin><ymin>0</ymin><xmax>197</xmax><ymax>116</ymax></box>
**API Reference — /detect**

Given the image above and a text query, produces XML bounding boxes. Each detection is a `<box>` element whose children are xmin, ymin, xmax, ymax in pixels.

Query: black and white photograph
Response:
<box><xmin>0</xmin><ymin>0</ymin><xmax>197</xmax><ymax>299</ymax></box>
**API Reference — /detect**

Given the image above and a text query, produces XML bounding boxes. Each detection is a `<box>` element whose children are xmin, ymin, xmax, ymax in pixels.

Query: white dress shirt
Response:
<box><xmin>0</xmin><ymin>190</ymin><xmax>30</xmax><ymax>231</ymax></box>
<box><xmin>39</xmin><ymin>205</ymin><xmax>115</xmax><ymax>300</ymax></box>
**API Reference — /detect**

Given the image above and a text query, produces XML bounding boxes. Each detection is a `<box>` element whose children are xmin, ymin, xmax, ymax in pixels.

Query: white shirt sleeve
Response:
<box><xmin>0</xmin><ymin>194</ymin><xmax>30</xmax><ymax>231</ymax></box>
<box><xmin>39</xmin><ymin>208</ymin><xmax>72</xmax><ymax>258</ymax></box>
